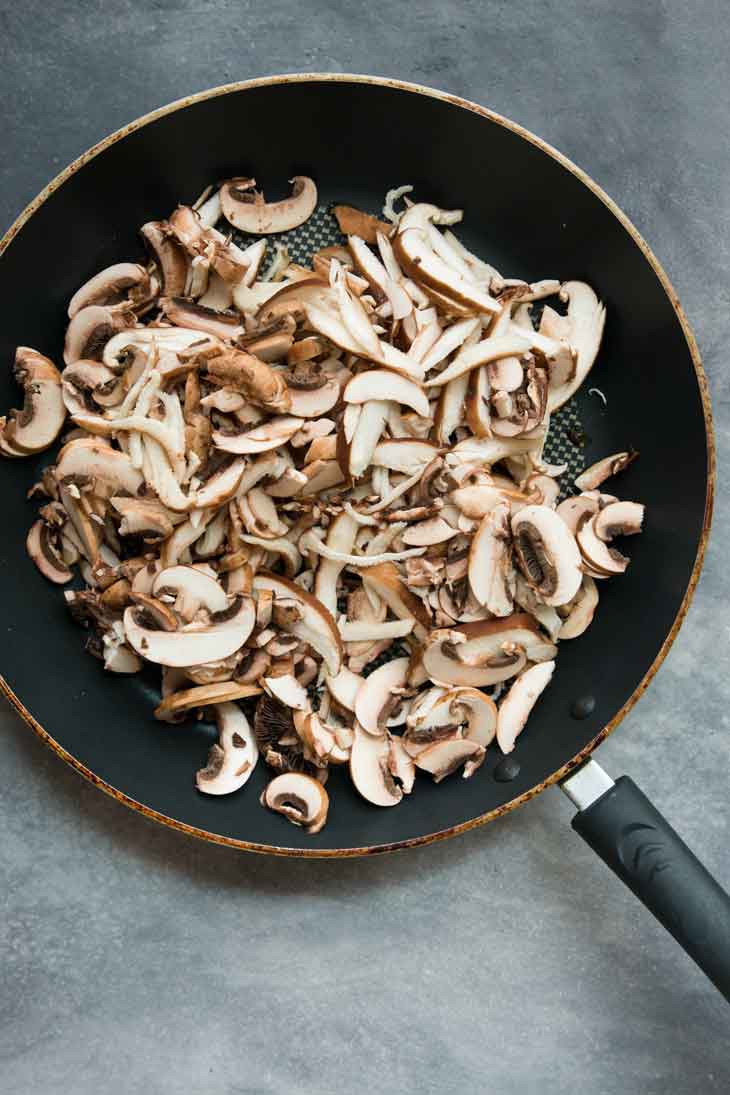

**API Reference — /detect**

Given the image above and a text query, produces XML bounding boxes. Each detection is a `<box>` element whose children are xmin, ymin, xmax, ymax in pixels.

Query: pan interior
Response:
<box><xmin>0</xmin><ymin>78</ymin><xmax>710</xmax><ymax>853</ymax></box>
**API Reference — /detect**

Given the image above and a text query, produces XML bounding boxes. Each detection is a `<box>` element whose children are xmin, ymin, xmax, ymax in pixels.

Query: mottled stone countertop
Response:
<box><xmin>1</xmin><ymin>3</ymin><xmax>728</xmax><ymax>1092</ymax></box>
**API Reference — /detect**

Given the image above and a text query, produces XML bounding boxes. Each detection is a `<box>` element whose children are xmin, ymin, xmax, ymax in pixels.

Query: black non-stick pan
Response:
<box><xmin>1</xmin><ymin>75</ymin><xmax>727</xmax><ymax>996</ymax></box>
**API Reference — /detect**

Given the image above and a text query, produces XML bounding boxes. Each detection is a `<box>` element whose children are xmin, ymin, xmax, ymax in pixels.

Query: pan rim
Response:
<box><xmin>0</xmin><ymin>72</ymin><xmax>715</xmax><ymax>858</ymax></box>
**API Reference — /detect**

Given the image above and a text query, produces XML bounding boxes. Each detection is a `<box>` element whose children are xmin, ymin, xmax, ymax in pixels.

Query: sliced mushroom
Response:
<box><xmin>547</xmin><ymin>282</ymin><xmax>606</xmax><ymax>411</ymax></box>
<box><xmin>593</xmin><ymin>501</ymin><xmax>644</xmax><ymax>540</ymax></box>
<box><xmin>26</xmin><ymin>519</ymin><xmax>73</xmax><ymax>583</ymax></box>
<box><xmin>260</xmin><ymin>771</ymin><xmax>329</xmax><ymax>832</ymax></box>
<box><xmin>576</xmin><ymin>514</ymin><xmax>629</xmax><ymax>576</ymax></box>
<box><xmin>265</xmin><ymin>673</ymin><xmax>309</xmax><ymax>711</ymax></box>
<box><xmin>64</xmin><ymin>305</ymin><xmax>135</xmax><ymax>365</ymax></box>
<box><xmin>152</xmin><ymin>565</ymin><xmax>228</xmax><ymax>618</ymax></box>
<box><xmin>415</xmin><ymin>738</ymin><xmax>481</xmax><ymax>782</ymax></box>
<box><xmin>558</xmin><ymin>576</ymin><xmax>599</xmax><ymax>639</ymax></box>
<box><xmin>496</xmin><ymin>660</ymin><xmax>555</xmax><ymax>754</ymax></box>
<box><xmin>359</xmin><ymin>561</ymin><xmax>431</xmax><ymax>642</ymax></box>
<box><xmin>253</xmin><ymin>572</ymin><xmax>342</xmax><ymax>674</ymax></box>
<box><xmin>212</xmin><ymin>415</ymin><xmax>304</xmax><ymax>454</ymax></box>
<box><xmin>68</xmin><ymin>263</ymin><xmax>153</xmax><ymax>318</ymax></box>
<box><xmin>344</xmin><ymin>369</ymin><xmax>429</xmax><ymax>418</ymax></box>
<box><xmin>350</xmin><ymin>723</ymin><xmax>403</xmax><ymax>807</ymax></box>
<box><xmin>468</xmin><ymin>500</ymin><xmax>514</xmax><ymax>616</ymax></box>
<box><xmin>443</xmin><ymin>688</ymin><xmax>498</xmax><ymax>747</ymax></box>
<box><xmin>221</xmin><ymin>176</ymin><xmax>317</xmax><ymax>234</ymax></box>
<box><xmin>124</xmin><ymin>594</ymin><xmax>255</xmax><ymax>667</ymax></box>
<box><xmin>574</xmin><ymin>451</ymin><xmax>638</xmax><ymax>491</ymax></box>
<box><xmin>333</xmin><ymin>205</ymin><xmax>392</xmax><ymax>243</ymax></box>
<box><xmin>141</xmin><ymin>221</ymin><xmax>189</xmax><ymax>297</ymax></box>
<box><xmin>195</xmin><ymin>702</ymin><xmax>258</xmax><ymax>795</ymax></box>
<box><xmin>388</xmin><ymin>735</ymin><xmax>416</xmax><ymax>793</ymax></box>
<box><xmin>2</xmin><ymin>348</ymin><xmax>65</xmax><ymax>454</ymax></box>
<box><xmin>354</xmin><ymin>657</ymin><xmax>410</xmax><ymax>735</ymax></box>
<box><xmin>511</xmin><ymin>505</ymin><xmax>583</xmax><ymax>606</ymax></box>
<box><xmin>155</xmin><ymin>679</ymin><xmax>261</xmax><ymax>719</ymax></box>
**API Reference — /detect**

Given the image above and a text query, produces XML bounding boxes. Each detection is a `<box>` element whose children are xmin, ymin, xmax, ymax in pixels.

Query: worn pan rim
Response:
<box><xmin>0</xmin><ymin>72</ymin><xmax>715</xmax><ymax>857</ymax></box>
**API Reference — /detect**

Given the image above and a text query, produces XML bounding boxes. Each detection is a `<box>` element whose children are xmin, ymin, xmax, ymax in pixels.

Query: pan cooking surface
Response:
<box><xmin>0</xmin><ymin>77</ymin><xmax>711</xmax><ymax>853</ymax></box>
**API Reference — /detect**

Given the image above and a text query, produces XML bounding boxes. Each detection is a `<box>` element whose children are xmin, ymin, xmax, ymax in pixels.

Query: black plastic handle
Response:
<box><xmin>572</xmin><ymin>776</ymin><xmax>730</xmax><ymax>1000</ymax></box>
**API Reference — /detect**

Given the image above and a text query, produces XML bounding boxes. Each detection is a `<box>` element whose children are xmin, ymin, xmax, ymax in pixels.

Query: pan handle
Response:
<box><xmin>562</xmin><ymin>761</ymin><xmax>730</xmax><ymax>1001</ymax></box>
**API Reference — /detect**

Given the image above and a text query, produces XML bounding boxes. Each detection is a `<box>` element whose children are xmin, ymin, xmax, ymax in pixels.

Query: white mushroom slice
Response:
<box><xmin>443</xmin><ymin>688</ymin><xmax>498</xmax><ymax>747</ymax></box>
<box><xmin>434</xmin><ymin>373</ymin><xmax>469</xmax><ymax>444</ymax></box>
<box><xmin>334</xmin><ymin>264</ymin><xmax>382</xmax><ymax>358</ymax></box>
<box><xmin>488</xmin><ymin>355</ymin><xmax>524</xmax><ymax>392</ymax></box>
<box><xmin>26</xmin><ymin>520</ymin><xmax>72</xmax><ymax>584</ymax></box>
<box><xmin>547</xmin><ymin>282</ymin><xmax>606</xmax><ymax>411</ymax></box>
<box><xmin>415</xmin><ymin>738</ymin><xmax>481</xmax><ymax>782</ymax></box>
<box><xmin>359</xmin><ymin>561</ymin><xmax>431</xmax><ymax>642</ymax></box>
<box><xmin>423</xmin><ymin>632</ymin><xmax>525</xmax><ymax>688</ymax></box>
<box><xmin>388</xmin><ymin>736</ymin><xmax>416</xmax><ymax>793</ymax></box>
<box><xmin>2</xmin><ymin>348</ymin><xmax>65</xmax><ymax>454</ymax></box>
<box><xmin>574</xmin><ymin>451</ymin><xmax>638</xmax><ymax>491</ymax></box>
<box><xmin>103</xmin><ymin>640</ymin><xmax>143</xmax><ymax>674</ymax></box>
<box><xmin>401</xmin><ymin>516</ymin><xmax>459</xmax><ymax>547</ymax></box>
<box><xmin>468</xmin><ymin>501</ymin><xmax>514</xmax><ymax>616</ymax></box>
<box><xmin>299</xmin><ymin>460</ymin><xmax>346</xmax><ymax>496</ymax></box>
<box><xmin>260</xmin><ymin>772</ymin><xmax>329</xmax><ymax>833</ymax></box>
<box><xmin>195</xmin><ymin>703</ymin><xmax>258</xmax><ymax>795</ymax></box>
<box><xmin>449</xmin><ymin>484</ymin><xmax>504</xmax><ymax>519</ymax></box>
<box><xmin>195</xmin><ymin>458</ymin><xmax>247</xmax><ymax>508</ymax></box>
<box><xmin>354</xmin><ymin>656</ymin><xmax>410</xmax><ymax>735</ymax></box>
<box><xmin>152</xmin><ymin>565</ymin><xmax>228</xmax><ymax>617</ymax></box>
<box><xmin>465</xmin><ymin>366</ymin><xmax>491</xmax><ymax>439</ymax></box>
<box><xmin>350</xmin><ymin>724</ymin><xmax>403</xmax><ymax>807</ymax></box>
<box><xmin>593</xmin><ymin>501</ymin><xmax>645</xmax><ymax>540</ymax></box>
<box><xmin>286</xmin><ymin>380</ymin><xmax>340</xmax><ymax>419</ymax></box>
<box><xmin>512</xmin><ymin>574</ymin><xmax>563</xmax><ymax>642</ymax></box>
<box><xmin>221</xmin><ymin>176</ymin><xmax>317</xmax><ymax>234</ymax></box>
<box><xmin>496</xmin><ymin>661</ymin><xmax>555</xmax><ymax>754</ymax></box>
<box><xmin>68</xmin><ymin>263</ymin><xmax>151</xmax><ymax>318</ymax></box>
<box><xmin>576</xmin><ymin>514</ymin><xmax>629</xmax><ymax>576</ymax></box>
<box><xmin>419</xmin><ymin>317</ymin><xmax>481</xmax><ymax>374</ymax></box>
<box><xmin>424</xmin><ymin>333</ymin><xmax>532</xmax><ymax>389</ymax></box>
<box><xmin>154</xmin><ymin>680</ymin><xmax>261</xmax><ymax>719</ymax></box>
<box><xmin>124</xmin><ymin>594</ymin><xmax>255</xmax><ymax>667</ymax></box>
<box><xmin>102</xmin><ymin>326</ymin><xmax>213</xmax><ymax>371</ymax></box>
<box><xmin>346</xmin><ymin>398</ymin><xmax>390</xmax><ymax>478</ymax></box>
<box><xmin>313</xmin><ymin>512</ymin><xmax>358</xmax><ymax>617</ymax></box>
<box><xmin>511</xmin><ymin>505</ymin><xmax>583</xmax><ymax>607</ymax></box>
<box><xmin>299</xmin><ymin>529</ymin><xmax>424</xmax><ymax>567</ymax></box>
<box><xmin>264</xmin><ymin>673</ymin><xmax>309</xmax><ymax>711</ymax></box>
<box><xmin>253</xmin><ymin>572</ymin><xmax>342</xmax><ymax>674</ymax></box>
<box><xmin>559</xmin><ymin>577</ymin><xmax>599</xmax><ymax>639</ymax></box>
<box><xmin>344</xmin><ymin>370</ymin><xmax>429</xmax><ymax>418</ymax></box>
<box><xmin>110</xmin><ymin>497</ymin><xmax>174</xmax><ymax>540</ymax></box>
<box><xmin>325</xmin><ymin>666</ymin><xmax>365</xmax><ymax>713</ymax></box>
<box><xmin>64</xmin><ymin>305</ymin><xmax>135</xmax><ymax>365</ymax></box>
<box><xmin>348</xmin><ymin>235</ymin><xmax>412</xmax><ymax>321</ymax></box>
<box><xmin>303</xmin><ymin>302</ymin><xmax>424</xmax><ymax>382</ymax></box>
<box><xmin>372</xmin><ymin>438</ymin><xmax>440</xmax><ymax>474</ymax></box>
<box><xmin>339</xmin><ymin>618</ymin><xmax>414</xmax><ymax>642</ymax></box>
<box><xmin>447</xmin><ymin>434</ymin><xmax>543</xmax><ymax>467</ymax></box>
<box><xmin>212</xmin><ymin>415</ymin><xmax>304</xmax><ymax>455</ymax></box>
<box><xmin>555</xmin><ymin>493</ymin><xmax>600</xmax><ymax>534</ymax></box>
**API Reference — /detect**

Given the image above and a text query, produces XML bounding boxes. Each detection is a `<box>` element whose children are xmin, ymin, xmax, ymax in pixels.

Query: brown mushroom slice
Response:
<box><xmin>344</xmin><ymin>369</ymin><xmax>429</xmax><ymax>418</ymax></box>
<box><xmin>468</xmin><ymin>500</ymin><xmax>514</xmax><ymax>616</ymax></box>
<box><xmin>415</xmin><ymin>738</ymin><xmax>481</xmax><ymax>782</ymax></box>
<box><xmin>354</xmin><ymin>656</ymin><xmax>410</xmax><ymax>736</ymax></box>
<box><xmin>574</xmin><ymin>451</ymin><xmax>639</xmax><ymax>491</ymax></box>
<box><xmin>159</xmin><ymin>296</ymin><xmax>244</xmax><ymax>341</ymax></box>
<box><xmin>447</xmin><ymin>434</ymin><xmax>543</xmax><ymax>469</ymax></box>
<box><xmin>349</xmin><ymin>724</ymin><xmax>403</xmax><ymax>807</ymax></box>
<box><xmin>576</xmin><ymin>515</ymin><xmax>629</xmax><ymax>576</ymax></box>
<box><xmin>511</xmin><ymin>504</ymin><xmax>583</xmax><ymax>607</ymax></box>
<box><xmin>340</xmin><ymin>399</ymin><xmax>385</xmax><ymax>479</ymax></box>
<box><xmin>220</xmin><ymin>176</ymin><xmax>317</xmax><ymax>234</ymax></box>
<box><xmin>64</xmin><ymin>305</ymin><xmax>135</xmax><ymax>365</ymax></box>
<box><xmin>260</xmin><ymin>771</ymin><xmax>329</xmax><ymax>832</ymax></box>
<box><xmin>3</xmin><ymin>348</ymin><xmax>65</xmax><ymax>454</ymax></box>
<box><xmin>340</xmin><ymin>619</ymin><xmax>414</xmax><ymax>642</ymax></box>
<box><xmin>26</xmin><ymin>519</ymin><xmax>73</xmax><ymax>583</ymax></box>
<box><xmin>555</xmin><ymin>493</ymin><xmax>599</xmax><ymax>534</ymax></box>
<box><xmin>68</xmin><ymin>263</ymin><xmax>152</xmax><ymax>318</ymax></box>
<box><xmin>359</xmin><ymin>561</ymin><xmax>431</xmax><ymax>642</ymax></box>
<box><xmin>253</xmin><ymin>571</ymin><xmax>343</xmax><ymax>675</ymax></box>
<box><xmin>547</xmin><ymin>282</ymin><xmax>606</xmax><ymax>411</ymax></box>
<box><xmin>496</xmin><ymin>660</ymin><xmax>555</xmax><ymax>754</ymax></box>
<box><xmin>394</xmin><ymin>226</ymin><xmax>501</xmax><ymax>315</ymax></box>
<box><xmin>264</xmin><ymin>673</ymin><xmax>309</xmax><ymax>711</ymax></box>
<box><xmin>194</xmin><ymin>457</ymin><xmax>247</xmax><ymax>509</ymax></box>
<box><xmin>443</xmin><ymin>688</ymin><xmax>498</xmax><ymax>747</ymax></box>
<box><xmin>333</xmin><ymin>204</ymin><xmax>392</xmax><ymax>243</ymax></box>
<box><xmin>152</xmin><ymin>565</ymin><xmax>228</xmax><ymax>618</ymax></box>
<box><xmin>423</xmin><ymin>632</ymin><xmax>526</xmax><ymax>689</ymax></box>
<box><xmin>195</xmin><ymin>701</ymin><xmax>258</xmax><ymax>796</ymax></box>
<box><xmin>325</xmin><ymin>666</ymin><xmax>365</xmax><ymax>713</ymax></box>
<box><xmin>212</xmin><ymin>415</ymin><xmax>304</xmax><ymax>455</ymax></box>
<box><xmin>154</xmin><ymin>679</ymin><xmax>261</xmax><ymax>719</ymax></box>
<box><xmin>286</xmin><ymin>379</ymin><xmax>340</xmax><ymax>419</ymax></box>
<box><xmin>124</xmin><ymin>594</ymin><xmax>255</xmax><ymax>667</ymax></box>
<box><xmin>140</xmin><ymin>221</ymin><xmax>188</xmax><ymax>297</ymax></box>
<box><xmin>558</xmin><ymin>577</ymin><xmax>599</xmax><ymax>639</ymax></box>
<box><xmin>593</xmin><ymin>501</ymin><xmax>644</xmax><ymax>541</ymax></box>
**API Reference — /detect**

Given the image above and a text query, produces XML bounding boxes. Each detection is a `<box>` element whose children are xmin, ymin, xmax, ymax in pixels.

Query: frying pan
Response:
<box><xmin>1</xmin><ymin>75</ymin><xmax>728</xmax><ymax>997</ymax></box>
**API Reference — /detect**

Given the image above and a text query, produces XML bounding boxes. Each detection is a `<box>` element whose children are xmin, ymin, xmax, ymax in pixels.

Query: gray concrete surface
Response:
<box><xmin>1</xmin><ymin>2</ymin><xmax>729</xmax><ymax>1091</ymax></box>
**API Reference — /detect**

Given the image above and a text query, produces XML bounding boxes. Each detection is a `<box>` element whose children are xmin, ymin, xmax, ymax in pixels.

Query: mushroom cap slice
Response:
<box><xmin>194</xmin><ymin>457</ymin><xmax>247</xmax><ymax>509</ymax></box>
<box><xmin>195</xmin><ymin>702</ymin><xmax>259</xmax><ymax>795</ymax></box>
<box><xmin>4</xmin><ymin>348</ymin><xmax>65</xmax><ymax>454</ymax></box>
<box><xmin>394</xmin><ymin>227</ymin><xmax>501</xmax><ymax>315</ymax></box>
<box><xmin>388</xmin><ymin>735</ymin><xmax>416</xmax><ymax>794</ymax></box>
<box><xmin>558</xmin><ymin>577</ymin><xmax>599</xmax><ymax>639</ymax></box>
<box><xmin>358</xmin><ymin>561</ymin><xmax>431</xmax><ymax>642</ymax></box>
<box><xmin>26</xmin><ymin>520</ymin><xmax>73</xmax><ymax>584</ymax></box>
<box><xmin>344</xmin><ymin>370</ymin><xmax>430</xmax><ymax>418</ymax></box>
<box><xmin>325</xmin><ymin>666</ymin><xmax>365</xmax><ymax>713</ymax></box>
<box><xmin>212</xmin><ymin>415</ymin><xmax>304</xmax><ymax>454</ymax></box>
<box><xmin>593</xmin><ymin>501</ymin><xmax>644</xmax><ymax>540</ymax></box>
<box><xmin>286</xmin><ymin>380</ymin><xmax>340</xmax><ymax>419</ymax></box>
<box><xmin>555</xmin><ymin>493</ymin><xmax>599</xmax><ymax>535</ymax></box>
<box><xmin>354</xmin><ymin>656</ymin><xmax>410</xmax><ymax>736</ymax></box>
<box><xmin>64</xmin><ymin>305</ymin><xmax>134</xmax><ymax>365</ymax></box>
<box><xmin>252</xmin><ymin>571</ymin><xmax>342</xmax><ymax>675</ymax></box>
<box><xmin>547</xmin><ymin>282</ymin><xmax>606</xmax><ymax>411</ymax></box>
<box><xmin>442</xmin><ymin>687</ymin><xmax>498</xmax><ymax>747</ymax></box>
<box><xmin>574</xmin><ymin>451</ymin><xmax>638</xmax><ymax>492</ymax></box>
<box><xmin>511</xmin><ymin>504</ymin><xmax>583</xmax><ymax>607</ymax></box>
<box><xmin>468</xmin><ymin>500</ymin><xmax>514</xmax><ymax>616</ymax></box>
<box><xmin>349</xmin><ymin>724</ymin><xmax>403</xmax><ymax>807</ymax></box>
<box><xmin>371</xmin><ymin>438</ymin><xmax>440</xmax><ymax>475</ymax></box>
<box><xmin>155</xmin><ymin>680</ymin><xmax>262</xmax><ymax>719</ymax></box>
<box><xmin>264</xmin><ymin>673</ymin><xmax>309</xmax><ymax>711</ymax></box>
<box><xmin>496</xmin><ymin>660</ymin><xmax>555</xmax><ymax>754</ymax></box>
<box><xmin>152</xmin><ymin>565</ymin><xmax>228</xmax><ymax>617</ymax></box>
<box><xmin>260</xmin><ymin>771</ymin><xmax>329</xmax><ymax>833</ymax></box>
<box><xmin>221</xmin><ymin>176</ymin><xmax>317</xmax><ymax>234</ymax></box>
<box><xmin>415</xmin><ymin>738</ymin><xmax>481</xmax><ymax>782</ymax></box>
<box><xmin>576</xmin><ymin>514</ymin><xmax>629</xmax><ymax>576</ymax></box>
<box><xmin>68</xmin><ymin>263</ymin><xmax>151</xmax><ymax>318</ymax></box>
<box><xmin>55</xmin><ymin>437</ymin><xmax>144</xmax><ymax>494</ymax></box>
<box><xmin>124</xmin><ymin>594</ymin><xmax>255</xmax><ymax>668</ymax></box>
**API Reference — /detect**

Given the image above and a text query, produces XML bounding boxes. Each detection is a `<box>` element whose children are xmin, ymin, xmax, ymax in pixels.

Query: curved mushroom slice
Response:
<box><xmin>62</xmin><ymin>359</ymin><xmax>124</xmax><ymax>414</ymax></box>
<box><xmin>152</xmin><ymin>565</ymin><xmax>228</xmax><ymax>619</ymax></box>
<box><xmin>325</xmin><ymin>666</ymin><xmax>365</xmax><ymax>713</ymax></box>
<box><xmin>443</xmin><ymin>688</ymin><xmax>498</xmax><ymax>747</ymax></box>
<box><xmin>260</xmin><ymin>771</ymin><xmax>329</xmax><ymax>833</ymax></box>
<box><xmin>265</xmin><ymin>673</ymin><xmax>309</xmax><ymax>711</ymax></box>
<box><xmin>159</xmin><ymin>297</ymin><xmax>244</xmax><ymax>341</ymax></box>
<box><xmin>388</xmin><ymin>735</ymin><xmax>416</xmax><ymax>793</ymax></box>
<box><xmin>286</xmin><ymin>379</ymin><xmax>340</xmax><ymax>419</ymax></box>
<box><xmin>547</xmin><ymin>282</ymin><xmax>606</xmax><ymax>411</ymax></box>
<box><xmin>420</xmin><ymin>317</ymin><xmax>481</xmax><ymax>374</ymax></box>
<box><xmin>371</xmin><ymin>438</ymin><xmax>440</xmax><ymax>475</ymax></box>
<box><xmin>468</xmin><ymin>500</ymin><xmax>514</xmax><ymax>616</ymax></box>
<box><xmin>394</xmin><ymin>222</ymin><xmax>501</xmax><ymax>315</ymax></box>
<box><xmin>574</xmin><ymin>451</ymin><xmax>638</xmax><ymax>492</ymax></box>
<box><xmin>350</xmin><ymin>724</ymin><xmax>403</xmax><ymax>807</ymax></box>
<box><xmin>313</xmin><ymin>511</ymin><xmax>358</xmax><ymax>617</ymax></box>
<box><xmin>334</xmin><ymin>205</ymin><xmax>392</xmax><ymax>243</ymax></box>
<box><xmin>511</xmin><ymin>504</ymin><xmax>583</xmax><ymax>607</ymax></box>
<box><xmin>402</xmin><ymin>516</ymin><xmax>459</xmax><ymax>547</ymax></box>
<box><xmin>2</xmin><ymin>348</ymin><xmax>65</xmax><ymax>454</ymax></box>
<box><xmin>141</xmin><ymin>221</ymin><xmax>189</xmax><ymax>297</ymax></box>
<box><xmin>424</xmin><ymin>614</ymin><xmax>555</xmax><ymax>687</ymax></box>
<box><xmin>359</xmin><ymin>561</ymin><xmax>431</xmax><ymax>642</ymax></box>
<box><xmin>344</xmin><ymin>369</ymin><xmax>429</xmax><ymax>418</ymax></box>
<box><xmin>424</xmin><ymin>333</ymin><xmax>532</xmax><ymax>389</ymax></box>
<box><xmin>576</xmin><ymin>514</ymin><xmax>629</xmax><ymax>576</ymax></box>
<box><xmin>154</xmin><ymin>679</ymin><xmax>261</xmax><ymax>720</ymax></box>
<box><xmin>64</xmin><ymin>305</ymin><xmax>135</xmax><ymax>365</ymax></box>
<box><xmin>434</xmin><ymin>373</ymin><xmax>469</xmax><ymax>444</ymax></box>
<box><xmin>195</xmin><ymin>702</ymin><xmax>259</xmax><ymax>795</ymax></box>
<box><xmin>347</xmin><ymin>235</ymin><xmax>412</xmax><ymax>322</ymax></box>
<box><xmin>253</xmin><ymin>571</ymin><xmax>342</xmax><ymax>675</ymax></box>
<box><xmin>555</xmin><ymin>493</ymin><xmax>599</xmax><ymax>534</ymax></box>
<box><xmin>593</xmin><ymin>501</ymin><xmax>644</xmax><ymax>541</ymax></box>
<box><xmin>496</xmin><ymin>660</ymin><xmax>555</xmax><ymax>754</ymax></box>
<box><xmin>559</xmin><ymin>576</ymin><xmax>599</xmax><ymax>639</ymax></box>
<box><xmin>26</xmin><ymin>519</ymin><xmax>73</xmax><ymax>583</ymax></box>
<box><xmin>124</xmin><ymin>594</ymin><xmax>255</xmax><ymax>667</ymax></box>
<box><xmin>354</xmin><ymin>656</ymin><xmax>410</xmax><ymax>735</ymax></box>
<box><xmin>220</xmin><ymin>176</ymin><xmax>317</xmax><ymax>234</ymax></box>
<box><xmin>415</xmin><ymin>738</ymin><xmax>482</xmax><ymax>782</ymax></box>
<box><xmin>195</xmin><ymin>457</ymin><xmax>247</xmax><ymax>509</ymax></box>
<box><xmin>102</xmin><ymin>327</ymin><xmax>216</xmax><ymax>371</ymax></box>
<box><xmin>212</xmin><ymin>415</ymin><xmax>304</xmax><ymax>455</ymax></box>
<box><xmin>68</xmin><ymin>263</ymin><xmax>152</xmax><ymax>318</ymax></box>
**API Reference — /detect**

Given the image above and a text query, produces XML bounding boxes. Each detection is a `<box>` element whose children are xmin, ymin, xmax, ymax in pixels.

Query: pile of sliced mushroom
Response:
<box><xmin>4</xmin><ymin>177</ymin><xmax>645</xmax><ymax>833</ymax></box>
